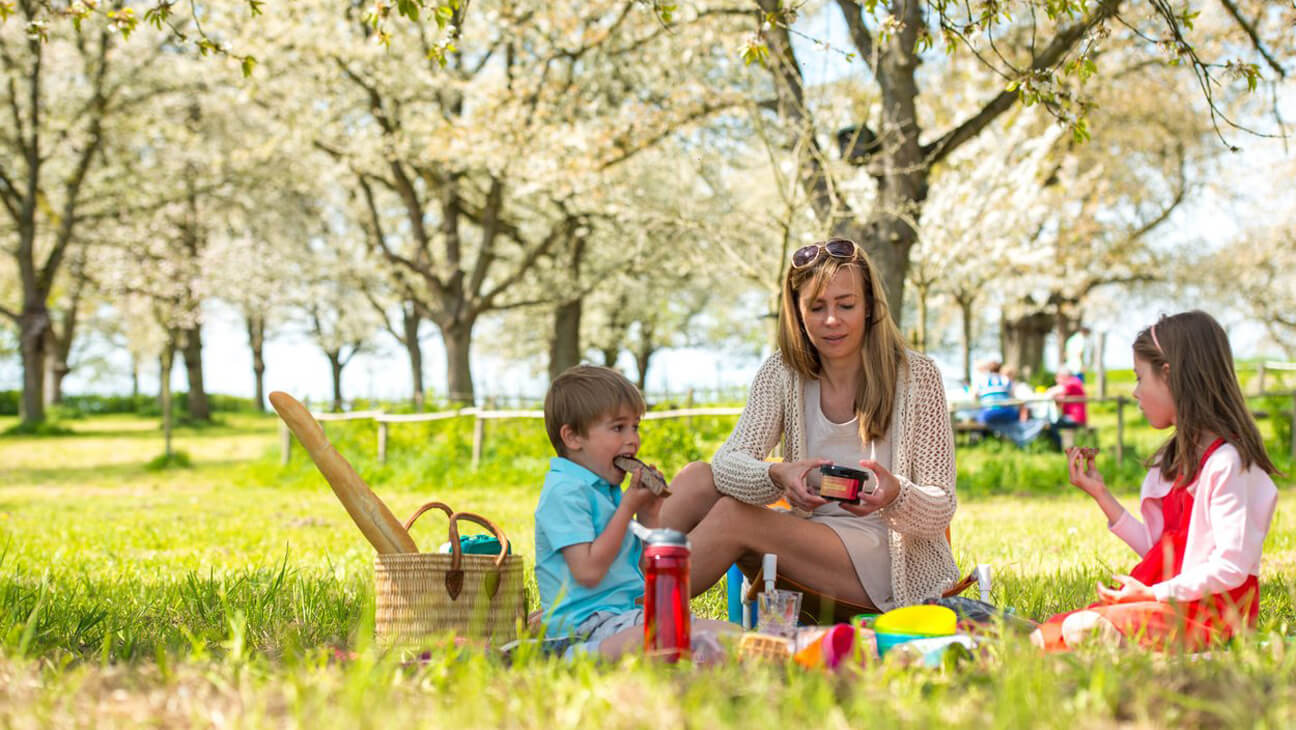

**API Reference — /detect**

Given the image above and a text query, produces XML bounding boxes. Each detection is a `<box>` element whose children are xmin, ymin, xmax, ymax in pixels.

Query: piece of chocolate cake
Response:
<box><xmin>614</xmin><ymin>455</ymin><xmax>671</xmax><ymax>497</ymax></box>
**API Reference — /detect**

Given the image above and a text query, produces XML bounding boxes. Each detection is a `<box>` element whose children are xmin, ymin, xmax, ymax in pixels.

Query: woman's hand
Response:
<box><xmin>1095</xmin><ymin>574</ymin><xmax>1154</xmax><ymax>604</ymax></box>
<box><xmin>1066</xmin><ymin>447</ymin><xmax>1107</xmax><ymax>499</ymax></box>
<box><xmin>840</xmin><ymin>459</ymin><xmax>901</xmax><ymax>516</ymax></box>
<box><xmin>769</xmin><ymin>459</ymin><xmax>830</xmax><ymax>512</ymax></box>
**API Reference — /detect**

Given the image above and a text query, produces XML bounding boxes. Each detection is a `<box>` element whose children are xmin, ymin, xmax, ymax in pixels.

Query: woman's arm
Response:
<box><xmin>711</xmin><ymin>355</ymin><xmax>787</xmax><ymax>505</ymax></box>
<box><xmin>876</xmin><ymin>355</ymin><xmax>957</xmax><ymax>538</ymax></box>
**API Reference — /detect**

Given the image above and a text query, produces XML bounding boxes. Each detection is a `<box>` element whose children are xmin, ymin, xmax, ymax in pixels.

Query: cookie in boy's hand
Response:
<box><xmin>614</xmin><ymin>456</ymin><xmax>671</xmax><ymax>497</ymax></box>
<box><xmin>1077</xmin><ymin>447</ymin><xmax>1100</xmax><ymax>460</ymax></box>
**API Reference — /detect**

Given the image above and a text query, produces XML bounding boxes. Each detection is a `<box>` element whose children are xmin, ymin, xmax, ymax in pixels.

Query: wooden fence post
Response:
<box><xmin>280</xmin><ymin>420</ymin><xmax>292</xmax><ymax>466</ymax></box>
<box><xmin>1256</xmin><ymin>362</ymin><xmax>1266</xmax><ymax>395</ymax></box>
<box><xmin>1115</xmin><ymin>396</ymin><xmax>1126</xmax><ymax>467</ymax></box>
<box><xmin>685</xmin><ymin>388</ymin><xmax>695</xmax><ymax>430</ymax></box>
<box><xmin>378</xmin><ymin>421</ymin><xmax>388</xmax><ymax>465</ymax></box>
<box><xmin>473</xmin><ymin>398</ymin><xmax>493</xmax><ymax>471</ymax></box>
<box><xmin>1096</xmin><ymin>332</ymin><xmax>1107</xmax><ymax>399</ymax></box>
<box><xmin>1290</xmin><ymin>390</ymin><xmax>1296</xmax><ymax>464</ymax></box>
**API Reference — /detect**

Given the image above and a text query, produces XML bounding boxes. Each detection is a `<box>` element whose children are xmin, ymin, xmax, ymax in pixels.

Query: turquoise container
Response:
<box><xmin>874</xmin><ymin>631</ymin><xmax>929</xmax><ymax>656</ymax></box>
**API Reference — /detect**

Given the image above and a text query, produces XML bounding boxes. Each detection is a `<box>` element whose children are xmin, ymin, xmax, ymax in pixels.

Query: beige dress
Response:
<box><xmin>803</xmin><ymin>379</ymin><xmax>896</xmax><ymax>610</ymax></box>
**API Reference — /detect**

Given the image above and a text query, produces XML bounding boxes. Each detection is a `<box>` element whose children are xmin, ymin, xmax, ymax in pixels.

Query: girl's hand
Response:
<box><xmin>1066</xmin><ymin>447</ymin><xmax>1107</xmax><ymax>499</ymax></box>
<box><xmin>770</xmin><ymin>459</ymin><xmax>830</xmax><ymax>512</ymax></box>
<box><xmin>1095</xmin><ymin>574</ymin><xmax>1154</xmax><ymax>604</ymax></box>
<box><xmin>841</xmin><ymin>459</ymin><xmax>901</xmax><ymax>516</ymax></box>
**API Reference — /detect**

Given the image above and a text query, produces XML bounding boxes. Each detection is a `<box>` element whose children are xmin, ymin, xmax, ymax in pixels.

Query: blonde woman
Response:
<box><xmin>661</xmin><ymin>238</ymin><xmax>959</xmax><ymax>611</ymax></box>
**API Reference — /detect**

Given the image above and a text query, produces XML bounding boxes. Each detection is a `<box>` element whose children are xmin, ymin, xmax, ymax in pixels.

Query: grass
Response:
<box><xmin>1</xmin><ymin>412</ymin><xmax>1294</xmax><ymax>728</ymax></box>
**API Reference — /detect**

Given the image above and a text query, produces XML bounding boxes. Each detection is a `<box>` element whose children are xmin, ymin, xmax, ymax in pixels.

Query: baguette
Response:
<box><xmin>269</xmin><ymin>391</ymin><xmax>419</xmax><ymax>554</ymax></box>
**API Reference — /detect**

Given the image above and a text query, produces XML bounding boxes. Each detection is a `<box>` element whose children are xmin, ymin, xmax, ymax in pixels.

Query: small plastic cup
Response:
<box><xmin>756</xmin><ymin>589</ymin><xmax>802</xmax><ymax>639</ymax></box>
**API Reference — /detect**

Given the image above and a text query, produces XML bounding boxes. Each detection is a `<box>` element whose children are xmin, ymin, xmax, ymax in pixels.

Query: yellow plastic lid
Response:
<box><xmin>873</xmin><ymin>605</ymin><xmax>957</xmax><ymax>637</ymax></box>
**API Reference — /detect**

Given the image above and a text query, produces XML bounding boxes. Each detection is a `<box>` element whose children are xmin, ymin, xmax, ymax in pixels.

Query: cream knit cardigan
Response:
<box><xmin>712</xmin><ymin>350</ymin><xmax>959</xmax><ymax>606</ymax></box>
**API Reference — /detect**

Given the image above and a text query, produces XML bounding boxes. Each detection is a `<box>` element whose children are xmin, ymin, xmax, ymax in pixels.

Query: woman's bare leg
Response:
<box><xmin>658</xmin><ymin>462</ymin><xmax>724</xmax><ymax>533</ymax></box>
<box><xmin>686</xmin><ymin>496</ymin><xmax>871</xmax><ymax>606</ymax></box>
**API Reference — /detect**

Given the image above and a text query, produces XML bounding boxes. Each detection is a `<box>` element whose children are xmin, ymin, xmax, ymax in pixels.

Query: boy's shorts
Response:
<box><xmin>565</xmin><ymin>608</ymin><xmax>645</xmax><ymax>657</ymax></box>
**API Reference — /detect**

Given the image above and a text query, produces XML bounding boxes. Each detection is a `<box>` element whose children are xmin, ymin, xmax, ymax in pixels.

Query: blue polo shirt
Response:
<box><xmin>534</xmin><ymin>457</ymin><xmax>644</xmax><ymax>633</ymax></box>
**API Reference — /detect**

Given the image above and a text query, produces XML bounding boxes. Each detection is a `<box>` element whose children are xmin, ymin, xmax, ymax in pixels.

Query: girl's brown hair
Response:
<box><xmin>776</xmin><ymin>239</ymin><xmax>908</xmax><ymax>442</ymax></box>
<box><xmin>1132</xmin><ymin>310</ymin><xmax>1278</xmax><ymax>484</ymax></box>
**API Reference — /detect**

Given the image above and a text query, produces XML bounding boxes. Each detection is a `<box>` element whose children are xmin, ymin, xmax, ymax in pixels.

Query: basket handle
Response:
<box><xmin>445</xmin><ymin>511</ymin><xmax>511</xmax><ymax>600</ymax></box>
<box><xmin>402</xmin><ymin>501</ymin><xmax>455</xmax><ymax>532</ymax></box>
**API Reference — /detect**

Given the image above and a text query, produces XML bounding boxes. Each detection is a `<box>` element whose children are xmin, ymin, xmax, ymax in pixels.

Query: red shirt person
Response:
<box><xmin>1050</xmin><ymin>368</ymin><xmax>1087</xmax><ymax>426</ymax></box>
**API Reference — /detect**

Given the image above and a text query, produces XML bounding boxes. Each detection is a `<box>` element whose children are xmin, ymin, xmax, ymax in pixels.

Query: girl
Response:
<box><xmin>1033</xmin><ymin>310</ymin><xmax>1280</xmax><ymax>651</ymax></box>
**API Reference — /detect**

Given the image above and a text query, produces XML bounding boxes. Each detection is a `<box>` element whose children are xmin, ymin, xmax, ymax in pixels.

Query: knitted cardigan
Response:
<box><xmin>712</xmin><ymin>350</ymin><xmax>960</xmax><ymax>606</ymax></box>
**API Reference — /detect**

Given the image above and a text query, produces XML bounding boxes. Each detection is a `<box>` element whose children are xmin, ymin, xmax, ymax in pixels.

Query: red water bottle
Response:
<box><xmin>641</xmin><ymin>528</ymin><xmax>691</xmax><ymax>661</ymax></box>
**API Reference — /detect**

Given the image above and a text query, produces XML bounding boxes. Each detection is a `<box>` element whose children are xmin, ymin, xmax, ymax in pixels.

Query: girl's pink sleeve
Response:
<box><xmin>1151</xmin><ymin>456</ymin><xmax>1277</xmax><ymax>603</ymax></box>
<box><xmin>1108</xmin><ymin>472</ymin><xmax>1163</xmax><ymax>557</ymax></box>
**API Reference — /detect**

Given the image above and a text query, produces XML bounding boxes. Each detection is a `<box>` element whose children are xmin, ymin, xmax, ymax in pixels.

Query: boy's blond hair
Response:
<box><xmin>544</xmin><ymin>365</ymin><xmax>646</xmax><ymax>457</ymax></box>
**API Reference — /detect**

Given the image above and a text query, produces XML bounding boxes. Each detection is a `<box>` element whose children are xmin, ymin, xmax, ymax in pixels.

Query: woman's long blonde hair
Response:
<box><xmin>1133</xmin><ymin>310</ymin><xmax>1278</xmax><ymax>484</ymax></box>
<box><xmin>776</xmin><ymin>239</ymin><xmax>908</xmax><ymax>442</ymax></box>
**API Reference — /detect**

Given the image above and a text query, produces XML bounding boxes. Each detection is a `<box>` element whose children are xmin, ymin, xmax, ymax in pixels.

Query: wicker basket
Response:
<box><xmin>375</xmin><ymin>502</ymin><xmax>525</xmax><ymax>645</ymax></box>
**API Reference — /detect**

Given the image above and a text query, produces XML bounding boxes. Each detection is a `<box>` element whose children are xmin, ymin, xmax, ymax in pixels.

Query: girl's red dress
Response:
<box><xmin>1037</xmin><ymin>439</ymin><xmax>1259</xmax><ymax>651</ymax></box>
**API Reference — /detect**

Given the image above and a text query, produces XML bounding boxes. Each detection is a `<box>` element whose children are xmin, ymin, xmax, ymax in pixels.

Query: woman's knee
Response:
<box><xmin>671</xmin><ymin>461</ymin><xmax>714</xmax><ymax>490</ymax></box>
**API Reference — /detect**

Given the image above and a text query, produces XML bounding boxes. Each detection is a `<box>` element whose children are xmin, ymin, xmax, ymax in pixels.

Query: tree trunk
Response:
<box><xmin>549</xmin><ymin>298</ymin><xmax>583</xmax><ymax>381</ymax></box>
<box><xmin>43</xmin><ymin>330</ymin><xmax>61</xmax><ymax>406</ymax></box>
<box><xmin>246</xmin><ymin>314</ymin><xmax>266</xmax><ymax>412</ymax></box>
<box><xmin>443</xmin><ymin>321</ymin><xmax>475</xmax><ymax>405</ymax></box>
<box><xmin>130</xmin><ymin>354</ymin><xmax>140</xmax><ymax>400</ymax></box>
<box><xmin>18</xmin><ymin>307</ymin><xmax>49</xmax><ymax>426</ymax></box>
<box><xmin>1054</xmin><ymin>302</ymin><xmax>1080</xmax><ymax>372</ymax></box>
<box><xmin>633</xmin><ymin>322</ymin><xmax>656</xmax><ymax>393</ymax></box>
<box><xmin>634</xmin><ymin>348</ymin><xmax>654</xmax><ymax>393</ymax></box>
<box><xmin>160</xmin><ymin>340</ymin><xmax>175</xmax><ymax>458</ymax></box>
<box><xmin>180</xmin><ymin>324</ymin><xmax>210</xmax><ymax>421</ymax></box>
<box><xmin>401</xmin><ymin>307</ymin><xmax>425</xmax><ymax>412</ymax></box>
<box><xmin>1003</xmin><ymin>310</ymin><xmax>1053</xmax><ymax>379</ymax></box>
<box><xmin>326</xmin><ymin>350</ymin><xmax>345</xmax><ymax>411</ymax></box>
<box><xmin>601</xmin><ymin>347</ymin><xmax>618</xmax><ymax>368</ymax></box>
<box><xmin>913</xmin><ymin>284</ymin><xmax>929</xmax><ymax>353</ymax></box>
<box><xmin>958</xmin><ymin>296</ymin><xmax>975</xmax><ymax>385</ymax></box>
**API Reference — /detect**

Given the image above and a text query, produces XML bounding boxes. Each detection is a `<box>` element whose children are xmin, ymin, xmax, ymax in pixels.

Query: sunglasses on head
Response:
<box><xmin>791</xmin><ymin>238</ymin><xmax>860</xmax><ymax>269</ymax></box>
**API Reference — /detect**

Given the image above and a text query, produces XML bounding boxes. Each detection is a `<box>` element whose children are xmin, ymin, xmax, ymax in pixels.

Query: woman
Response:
<box><xmin>662</xmin><ymin>238</ymin><xmax>959</xmax><ymax>610</ymax></box>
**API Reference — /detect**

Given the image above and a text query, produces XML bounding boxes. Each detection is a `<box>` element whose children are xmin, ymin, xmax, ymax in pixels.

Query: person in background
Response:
<box><xmin>991</xmin><ymin>364</ymin><xmax>1046</xmax><ymax>447</ymax></box>
<box><xmin>1065</xmin><ymin>326</ymin><xmax>1092</xmax><ymax>382</ymax></box>
<box><xmin>1045</xmin><ymin>368</ymin><xmax>1088</xmax><ymax>450</ymax></box>
<box><xmin>974</xmin><ymin>360</ymin><xmax>1017</xmax><ymax>427</ymax></box>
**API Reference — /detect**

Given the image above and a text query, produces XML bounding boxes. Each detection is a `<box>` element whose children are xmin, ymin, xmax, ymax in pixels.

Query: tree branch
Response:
<box><xmin>834</xmin><ymin>0</ymin><xmax>875</xmax><ymax>71</ymax></box>
<box><xmin>0</xmin><ymin>164</ymin><xmax>20</xmax><ymax>221</ymax></box>
<box><xmin>465</xmin><ymin>175</ymin><xmax>504</xmax><ymax>298</ymax></box>
<box><xmin>923</xmin><ymin>0</ymin><xmax>1121</xmax><ymax>165</ymax></box>
<box><xmin>753</xmin><ymin>0</ymin><xmax>841</xmax><ymax>224</ymax></box>
<box><xmin>1217</xmin><ymin>0</ymin><xmax>1286</xmax><ymax>78</ymax></box>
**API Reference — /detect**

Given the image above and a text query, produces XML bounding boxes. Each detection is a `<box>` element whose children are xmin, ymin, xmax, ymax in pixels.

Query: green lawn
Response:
<box><xmin>1</xmin><ymin>413</ymin><xmax>1294</xmax><ymax>728</ymax></box>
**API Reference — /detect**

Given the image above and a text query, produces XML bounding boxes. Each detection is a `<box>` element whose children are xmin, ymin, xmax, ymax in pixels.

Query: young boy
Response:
<box><xmin>535</xmin><ymin>365</ymin><xmax>732</xmax><ymax>658</ymax></box>
<box><xmin>534</xmin><ymin>365</ymin><xmax>662</xmax><ymax>657</ymax></box>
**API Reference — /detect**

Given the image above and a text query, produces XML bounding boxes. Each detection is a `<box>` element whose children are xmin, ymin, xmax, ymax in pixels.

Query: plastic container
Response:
<box><xmin>874</xmin><ymin>631</ymin><xmax>931</xmax><ymax>656</ymax></box>
<box><xmin>873</xmin><ymin>605</ymin><xmax>958</xmax><ymax>637</ymax></box>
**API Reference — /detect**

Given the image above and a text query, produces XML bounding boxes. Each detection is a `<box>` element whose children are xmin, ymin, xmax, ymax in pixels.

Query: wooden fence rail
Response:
<box><xmin>280</xmin><ymin>390</ymin><xmax>1296</xmax><ymax>470</ymax></box>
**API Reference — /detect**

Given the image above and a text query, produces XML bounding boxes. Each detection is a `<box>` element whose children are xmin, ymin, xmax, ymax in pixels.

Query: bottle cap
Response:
<box><xmin>641</xmin><ymin>527</ymin><xmax>690</xmax><ymax>549</ymax></box>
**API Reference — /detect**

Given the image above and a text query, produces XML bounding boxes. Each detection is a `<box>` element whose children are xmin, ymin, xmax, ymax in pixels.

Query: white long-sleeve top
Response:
<box><xmin>1109</xmin><ymin>442</ymin><xmax>1277</xmax><ymax>603</ymax></box>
